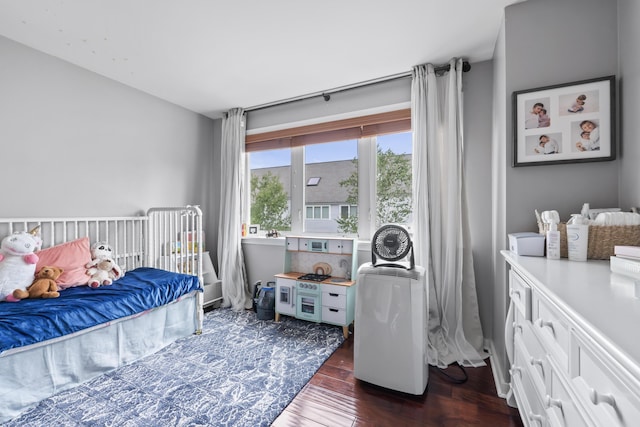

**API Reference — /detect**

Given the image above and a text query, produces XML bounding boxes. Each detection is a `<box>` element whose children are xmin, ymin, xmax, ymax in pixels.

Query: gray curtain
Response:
<box><xmin>217</xmin><ymin>108</ymin><xmax>252</xmax><ymax>310</ymax></box>
<box><xmin>412</xmin><ymin>59</ymin><xmax>487</xmax><ymax>367</ymax></box>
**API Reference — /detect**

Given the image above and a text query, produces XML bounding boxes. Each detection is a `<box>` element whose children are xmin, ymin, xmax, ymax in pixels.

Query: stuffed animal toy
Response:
<box><xmin>86</xmin><ymin>258</ymin><xmax>120</xmax><ymax>288</ymax></box>
<box><xmin>85</xmin><ymin>241</ymin><xmax>123</xmax><ymax>280</ymax></box>
<box><xmin>13</xmin><ymin>266</ymin><xmax>63</xmax><ymax>299</ymax></box>
<box><xmin>0</xmin><ymin>228</ymin><xmax>42</xmax><ymax>302</ymax></box>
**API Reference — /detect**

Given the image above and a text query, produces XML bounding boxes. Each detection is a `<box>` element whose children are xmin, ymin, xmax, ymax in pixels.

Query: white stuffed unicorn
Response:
<box><xmin>0</xmin><ymin>227</ymin><xmax>42</xmax><ymax>302</ymax></box>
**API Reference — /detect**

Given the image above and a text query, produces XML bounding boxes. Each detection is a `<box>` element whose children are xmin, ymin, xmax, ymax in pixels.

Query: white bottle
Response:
<box><xmin>546</xmin><ymin>222</ymin><xmax>560</xmax><ymax>259</ymax></box>
<box><xmin>566</xmin><ymin>214</ymin><xmax>589</xmax><ymax>261</ymax></box>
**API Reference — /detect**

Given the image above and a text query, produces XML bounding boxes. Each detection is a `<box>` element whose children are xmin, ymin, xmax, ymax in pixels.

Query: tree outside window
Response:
<box><xmin>250</xmin><ymin>172</ymin><xmax>291</xmax><ymax>231</ymax></box>
<box><xmin>336</xmin><ymin>146</ymin><xmax>412</xmax><ymax>234</ymax></box>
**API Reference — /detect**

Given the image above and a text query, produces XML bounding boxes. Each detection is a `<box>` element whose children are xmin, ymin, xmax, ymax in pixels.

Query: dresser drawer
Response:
<box><xmin>515</xmin><ymin>333</ymin><xmax>548</xmax><ymax>399</ymax></box>
<box><xmin>547</xmin><ymin>358</ymin><xmax>594</xmax><ymax>427</ymax></box>
<box><xmin>511</xmin><ymin>358</ymin><xmax>548</xmax><ymax>427</ymax></box>
<box><xmin>322</xmin><ymin>290</ymin><xmax>346</xmax><ymax>309</ymax></box>
<box><xmin>509</xmin><ymin>269</ymin><xmax>532</xmax><ymax>320</ymax></box>
<box><xmin>532</xmin><ymin>294</ymin><xmax>570</xmax><ymax>371</ymax></box>
<box><xmin>572</xmin><ymin>337</ymin><xmax>640</xmax><ymax>427</ymax></box>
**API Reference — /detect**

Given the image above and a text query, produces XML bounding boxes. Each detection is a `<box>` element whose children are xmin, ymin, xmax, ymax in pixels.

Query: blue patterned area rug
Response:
<box><xmin>3</xmin><ymin>308</ymin><xmax>345</xmax><ymax>426</ymax></box>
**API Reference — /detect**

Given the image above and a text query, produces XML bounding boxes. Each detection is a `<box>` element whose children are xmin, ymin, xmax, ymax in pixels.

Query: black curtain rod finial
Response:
<box><xmin>323</xmin><ymin>93</ymin><xmax>331</xmax><ymax>102</ymax></box>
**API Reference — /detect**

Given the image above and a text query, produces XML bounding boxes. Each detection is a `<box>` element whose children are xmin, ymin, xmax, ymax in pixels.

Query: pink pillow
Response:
<box><xmin>35</xmin><ymin>237</ymin><xmax>92</xmax><ymax>289</ymax></box>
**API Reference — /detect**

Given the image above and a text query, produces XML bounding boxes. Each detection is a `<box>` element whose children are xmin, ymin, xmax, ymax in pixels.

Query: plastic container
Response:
<box><xmin>566</xmin><ymin>215</ymin><xmax>589</xmax><ymax>262</ymax></box>
<box><xmin>546</xmin><ymin>222</ymin><xmax>560</xmax><ymax>259</ymax></box>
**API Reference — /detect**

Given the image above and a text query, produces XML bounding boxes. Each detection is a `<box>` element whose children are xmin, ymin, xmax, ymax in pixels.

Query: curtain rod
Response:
<box><xmin>245</xmin><ymin>60</ymin><xmax>471</xmax><ymax>113</ymax></box>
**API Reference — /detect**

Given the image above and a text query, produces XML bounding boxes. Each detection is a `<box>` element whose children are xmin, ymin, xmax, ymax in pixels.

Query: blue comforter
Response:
<box><xmin>0</xmin><ymin>267</ymin><xmax>201</xmax><ymax>353</ymax></box>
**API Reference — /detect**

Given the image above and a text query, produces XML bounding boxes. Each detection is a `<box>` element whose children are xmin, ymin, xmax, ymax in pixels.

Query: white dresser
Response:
<box><xmin>502</xmin><ymin>250</ymin><xmax>640</xmax><ymax>427</ymax></box>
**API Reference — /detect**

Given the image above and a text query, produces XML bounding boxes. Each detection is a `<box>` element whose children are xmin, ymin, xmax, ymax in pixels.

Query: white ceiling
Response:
<box><xmin>0</xmin><ymin>0</ymin><xmax>521</xmax><ymax>119</ymax></box>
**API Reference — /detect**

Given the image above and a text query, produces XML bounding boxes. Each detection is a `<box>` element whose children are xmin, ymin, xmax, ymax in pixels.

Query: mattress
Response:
<box><xmin>0</xmin><ymin>267</ymin><xmax>200</xmax><ymax>354</ymax></box>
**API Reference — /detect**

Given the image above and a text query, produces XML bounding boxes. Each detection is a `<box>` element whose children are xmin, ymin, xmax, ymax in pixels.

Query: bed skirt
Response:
<box><xmin>0</xmin><ymin>291</ymin><xmax>199</xmax><ymax>423</ymax></box>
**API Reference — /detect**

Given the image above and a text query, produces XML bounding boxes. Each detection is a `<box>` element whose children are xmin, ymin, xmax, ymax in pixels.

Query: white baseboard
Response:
<box><xmin>484</xmin><ymin>338</ymin><xmax>511</xmax><ymax>399</ymax></box>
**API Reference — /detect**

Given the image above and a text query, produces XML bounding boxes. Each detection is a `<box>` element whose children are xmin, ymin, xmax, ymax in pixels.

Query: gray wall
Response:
<box><xmin>618</xmin><ymin>0</ymin><xmax>640</xmax><ymax>209</ymax></box>
<box><xmin>504</xmin><ymin>0</ymin><xmax>619</xmax><ymax>234</ymax></box>
<box><xmin>0</xmin><ymin>35</ymin><xmax>215</xmax><ymax>221</ymax></box>
<box><xmin>463</xmin><ymin>60</ymin><xmax>495</xmax><ymax>345</ymax></box>
<box><xmin>491</xmin><ymin>0</ymin><xmax>621</xmax><ymax>393</ymax></box>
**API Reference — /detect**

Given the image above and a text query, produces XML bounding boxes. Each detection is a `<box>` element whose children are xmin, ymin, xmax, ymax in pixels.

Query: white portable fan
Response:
<box><xmin>371</xmin><ymin>224</ymin><xmax>414</xmax><ymax>270</ymax></box>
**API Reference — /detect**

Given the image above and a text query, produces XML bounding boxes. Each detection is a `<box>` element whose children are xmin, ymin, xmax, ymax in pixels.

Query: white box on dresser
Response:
<box><xmin>502</xmin><ymin>250</ymin><xmax>640</xmax><ymax>427</ymax></box>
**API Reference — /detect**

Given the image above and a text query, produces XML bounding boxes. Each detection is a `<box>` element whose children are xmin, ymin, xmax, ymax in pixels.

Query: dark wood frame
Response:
<box><xmin>513</xmin><ymin>76</ymin><xmax>615</xmax><ymax>167</ymax></box>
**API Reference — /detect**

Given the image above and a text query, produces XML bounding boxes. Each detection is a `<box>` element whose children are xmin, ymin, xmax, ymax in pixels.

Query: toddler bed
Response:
<box><xmin>0</xmin><ymin>206</ymin><xmax>208</xmax><ymax>422</ymax></box>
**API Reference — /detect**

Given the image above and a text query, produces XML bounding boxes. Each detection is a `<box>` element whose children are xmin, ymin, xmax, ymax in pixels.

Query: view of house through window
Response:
<box><xmin>305</xmin><ymin>139</ymin><xmax>357</xmax><ymax>233</ymax></box>
<box><xmin>248</xmin><ymin>131</ymin><xmax>412</xmax><ymax>237</ymax></box>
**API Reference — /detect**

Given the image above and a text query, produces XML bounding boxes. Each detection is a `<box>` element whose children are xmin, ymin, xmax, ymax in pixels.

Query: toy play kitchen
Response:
<box><xmin>274</xmin><ymin>236</ymin><xmax>358</xmax><ymax>338</ymax></box>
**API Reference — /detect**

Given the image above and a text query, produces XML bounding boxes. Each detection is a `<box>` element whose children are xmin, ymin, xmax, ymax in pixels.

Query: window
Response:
<box><xmin>340</xmin><ymin>205</ymin><xmax>358</xmax><ymax>219</ymax></box>
<box><xmin>305</xmin><ymin>139</ymin><xmax>357</xmax><ymax>234</ymax></box>
<box><xmin>306</xmin><ymin>205</ymin><xmax>330</xmax><ymax>219</ymax></box>
<box><xmin>246</xmin><ymin>109</ymin><xmax>412</xmax><ymax>239</ymax></box>
<box><xmin>248</xmin><ymin>147</ymin><xmax>292</xmax><ymax>232</ymax></box>
<box><xmin>376</xmin><ymin>132</ymin><xmax>412</xmax><ymax>229</ymax></box>
<box><xmin>307</xmin><ymin>177</ymin><xmax>321</xmax><ymax>186</ymax></box>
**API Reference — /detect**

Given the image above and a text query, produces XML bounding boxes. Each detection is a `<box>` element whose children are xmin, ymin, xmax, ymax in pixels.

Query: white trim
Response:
<box><xmin>246</xmin><ymin>102</ymin><xmax>411</xmax><ymax>135</ymax></box>
<box><xmin>486</xmin><ymin>338</ymin><xmax>512</xmax><ymax>400</ymax></box>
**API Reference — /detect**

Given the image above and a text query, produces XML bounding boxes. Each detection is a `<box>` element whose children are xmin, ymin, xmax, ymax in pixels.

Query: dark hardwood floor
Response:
<box><xmin>272</xmin><ymin>332</ymin><xmax>524</xmax><ymax>427</ymax></box>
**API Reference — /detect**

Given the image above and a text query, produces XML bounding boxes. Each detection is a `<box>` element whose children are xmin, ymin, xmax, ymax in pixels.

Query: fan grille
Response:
<box><xmin>372</xmin><ymin>225</ymin><xmax>411</xmax><ymax>262</ymax></box>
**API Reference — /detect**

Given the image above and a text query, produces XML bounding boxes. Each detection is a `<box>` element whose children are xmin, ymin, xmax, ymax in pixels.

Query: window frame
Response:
<box><xmin>340</xmin><ymin>205</ymin><xmax>358</xmax><ymax>219</ymax></box>
<box><xmin>246</xmin><ymin>109</ymin><xmax>411</xmax><ymax>239</ymax></box>
<box><xmin>305</xmin><ymin>205</ymin><xmax>331</xmax><ymax>220</ymax></box>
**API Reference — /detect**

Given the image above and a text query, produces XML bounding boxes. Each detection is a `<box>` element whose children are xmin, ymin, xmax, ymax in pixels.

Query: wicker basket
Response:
<box><xmin>538</xmin><ymin>223</ymin><xmax>640</xmax><ymax>259</ymax></box>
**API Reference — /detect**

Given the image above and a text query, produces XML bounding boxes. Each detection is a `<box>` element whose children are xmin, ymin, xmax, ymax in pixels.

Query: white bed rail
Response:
<box><xmin>0</xmin><ymin>206</ymin><xmax>204</xmax><ymax>278</ymax></box>
<box><xmin>0</xmin><ymin>215</ymin><xmax>147</xmax><ymax>272</ymax></box>
<box><xmin>146</xmin><ymin>205</ymin><xmax>205</xmax><ymax>331</ymax></box>
<box><xmin>146</xmin><ymin>205</ymin><xmax>203</xmax><ymax>280</ymax></box>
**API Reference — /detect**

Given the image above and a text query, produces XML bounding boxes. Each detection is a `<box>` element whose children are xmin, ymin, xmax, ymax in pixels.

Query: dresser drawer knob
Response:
<box><xmin>512</xmin><ymin>322</ymin><xmax>523</xmax><ymax>334</ymax></box>
<box><xmin>536</xmin><ymin>318</ymin><xmax>555</xmax><ymax>334</ymax></box>
<box><xmin>589</xmin><ymin>389</ymin><xmax>616</xmax><ymax>407</ymax></box>
<box><xmin>509</xmin><ymin>366</ymin><xmax>522</xmax><ymax>378</ymax></box>
<box><xmin>530</xmin><ymin>357</ymin><xmax>545</xmax><ymax>377</ymax></box>
<box><xmin>528</xmin><ymin>412</ymin><xmax>545</xmax><ymax>425</ymax></box>
<box><xmin>545</xmin><ymin>395</ymin><xmax>563</xmax><ymax>409</ymax></box>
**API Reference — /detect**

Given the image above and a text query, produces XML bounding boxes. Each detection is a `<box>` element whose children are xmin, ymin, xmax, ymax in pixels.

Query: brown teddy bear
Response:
<box><xmin>13</xmin><ymin>266</ymin><xmax>63</xmax><ymax>299</ymax></box>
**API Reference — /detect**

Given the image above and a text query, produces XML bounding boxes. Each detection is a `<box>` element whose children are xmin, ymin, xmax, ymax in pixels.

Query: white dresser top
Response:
<box><xmin>501</xmin><ymin>250</ymin><xmax>640</xmax><ymax>372</ymax></box>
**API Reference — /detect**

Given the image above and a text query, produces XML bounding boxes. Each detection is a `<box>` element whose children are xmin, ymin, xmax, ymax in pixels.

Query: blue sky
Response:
<box><xmin>249</xmin><ymin>132</ymin><xmax>412</xmax><ymax>169</ymax></box>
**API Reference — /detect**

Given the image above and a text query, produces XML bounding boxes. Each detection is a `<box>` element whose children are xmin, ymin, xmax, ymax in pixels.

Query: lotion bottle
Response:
<box><xmin>566</xmin><ymin>214</ymin><xmax>589</xmax><ymax>261</ymax></box>
<box><xmin>546</xmin><ymin>222</ymin><xmax>560</xmax><ymax>259</ymax></box>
